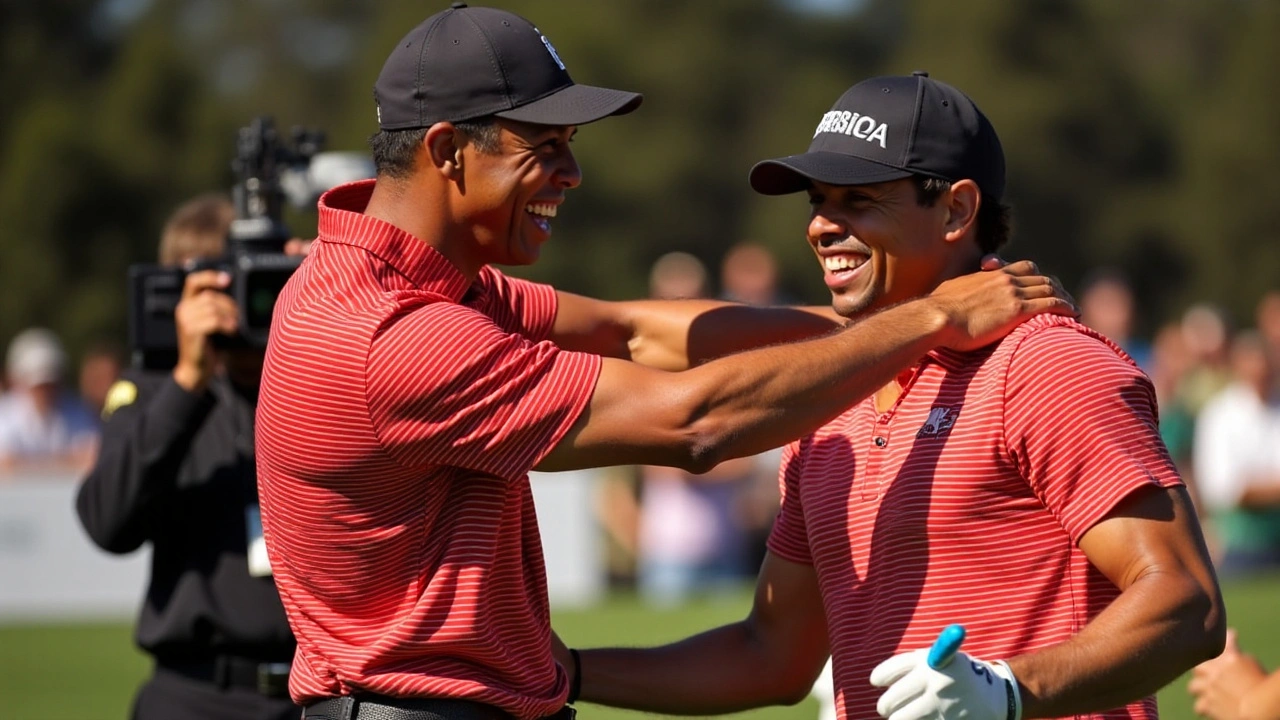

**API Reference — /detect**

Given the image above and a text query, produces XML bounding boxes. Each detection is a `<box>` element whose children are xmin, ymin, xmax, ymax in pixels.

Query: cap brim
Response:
<box><xmin>495</xmin><ymin>84</ymin><xmax>643</xmax><ymax>126</ymax></box>
<box><xmin>749</xmin><ymin>151</ymin><xmax>912</xmax><ymax>195</ymax></box>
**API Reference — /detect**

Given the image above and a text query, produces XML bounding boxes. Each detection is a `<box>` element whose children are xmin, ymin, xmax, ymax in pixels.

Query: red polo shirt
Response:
<box><xmin>255</xmin><ymin>180</ymin><xmax>600</xmax><ymax>718</ymax></box>
<box><xmin>768</xmin><ymin>315</ymin><xmax>1179</xmax><ymax>720</ymax></box>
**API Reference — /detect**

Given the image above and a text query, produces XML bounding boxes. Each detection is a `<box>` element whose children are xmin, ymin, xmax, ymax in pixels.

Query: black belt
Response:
<box><xmin>157</xmin><ymin>656</ymin><xmax>292</xmax><ymax>698</ymax></box>
<box><xmin>302</xmin><ymin>696</ymin><xmax>575</xmax><ymax>720</ymax></box>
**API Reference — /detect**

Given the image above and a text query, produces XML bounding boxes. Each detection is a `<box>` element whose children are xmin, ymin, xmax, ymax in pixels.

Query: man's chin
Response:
<box><xmin>831</xmin><ymin>291</ymin><xmax>875</xmax><ymax>320</ymax></box>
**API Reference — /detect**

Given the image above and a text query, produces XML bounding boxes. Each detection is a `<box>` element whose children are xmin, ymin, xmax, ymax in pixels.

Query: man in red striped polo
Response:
<box><xmin>571</xmin><ymin>74</ymin><xmax>1225</xmax><ymax>720</ymax></box>
<box><xmin>255</xmin><ymin>5</ymin><xmax>1076</xmax><ymax>719</ymax></box>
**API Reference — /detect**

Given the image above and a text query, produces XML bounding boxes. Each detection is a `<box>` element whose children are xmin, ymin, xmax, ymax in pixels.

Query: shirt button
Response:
<box><xmin>874</xmin><ymin>436</ymin><xmax>888</xmax><ymax>447</ymax></box>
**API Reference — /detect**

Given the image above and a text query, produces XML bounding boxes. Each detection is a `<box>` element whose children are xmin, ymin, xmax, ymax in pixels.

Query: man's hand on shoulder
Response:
<box><xmin>926</xmin><ymin>258</ymin><xmax>1076</xmax><ymax>352</ymax></box>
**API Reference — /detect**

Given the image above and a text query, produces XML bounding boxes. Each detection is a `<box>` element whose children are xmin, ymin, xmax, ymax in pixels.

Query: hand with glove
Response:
<box><xmin>870</xmin><ymin>625</ymin><xmax>1022</xmax><ymax>720</ymax></box>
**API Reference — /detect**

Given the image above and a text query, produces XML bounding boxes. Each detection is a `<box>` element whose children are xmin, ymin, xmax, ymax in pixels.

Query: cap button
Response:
<box><xmin>912</xmin><ymin>70</ymin><xmax>929</xmax><ymax>77</ymax></box>
<box><xmin>450</xmin><ymin>2</ymin><xmax>467</xmax><ymax>8</ymax></box>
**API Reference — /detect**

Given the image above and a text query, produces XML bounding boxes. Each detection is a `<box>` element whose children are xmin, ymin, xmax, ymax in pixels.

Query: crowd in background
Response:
<box><xmin>0</xmin><ymin>327</ymin><xmax>118</xmax><ymax>476</ymax></box>
<box><xmin>2</xmin><ymin>246</ymin><xmax>1280</xmax><ymax>591</ymax></box>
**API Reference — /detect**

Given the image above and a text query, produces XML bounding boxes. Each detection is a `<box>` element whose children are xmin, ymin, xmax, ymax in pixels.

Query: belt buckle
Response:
<box><xmin>256</xmin><ymin>662</ymin><xmax>291</xmax><ymax>697</ymax></box>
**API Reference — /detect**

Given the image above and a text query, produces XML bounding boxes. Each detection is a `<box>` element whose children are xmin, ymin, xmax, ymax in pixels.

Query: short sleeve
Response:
<box><xmin>476</xmin><ymin>267</ymin><xmax>559</xmax><ymax>341</ymax></box>
<box><xmin>368</xmin><ymin>301</ymin><xmax>600</xmax><ymax>480</ymax></box>
<box><xmin>1003</xmin><ymin>326</ymin><xmax>1182</xmax><ymax>542</ymax></box>
<box><xmin>766</xmin><ymin>439</ymin><xmax>814</xmax><ymax>565</ymax></box>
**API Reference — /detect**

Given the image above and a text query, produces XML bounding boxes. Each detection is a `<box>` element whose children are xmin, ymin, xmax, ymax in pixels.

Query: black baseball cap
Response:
<box><xmin>374</xmin><ymin>3</ymin><xmax>643</xmax><ymax>130</ymax></box>
<box><xmin>749</xmin><ymin>72</ymin><xmax>1005</xmax><ymax>200</ymax></box>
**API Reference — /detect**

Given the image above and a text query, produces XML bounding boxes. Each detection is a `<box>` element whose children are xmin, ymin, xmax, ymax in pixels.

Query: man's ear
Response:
<box><xmin>425</xmin><ymin>122</ymin><xmax>465</xmax><ymax>180</ymax></box>
<box><xmin>943</xmin><ymin>179</ymin><xmax>980</xmax><ymax>244</ymax></box>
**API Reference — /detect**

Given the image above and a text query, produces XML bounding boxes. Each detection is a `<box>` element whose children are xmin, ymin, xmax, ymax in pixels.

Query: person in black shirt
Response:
<box><xmin>76</xmin><ymin>194</ymin><xmax>298</xmax><ymax>720</ymax></box>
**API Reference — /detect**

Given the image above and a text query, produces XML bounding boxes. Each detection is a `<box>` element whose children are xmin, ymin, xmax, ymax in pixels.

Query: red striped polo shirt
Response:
<box><xmin>255</xmin><ymin>180</ymin><xmax>601</xmax><ymax>718</ymax></box>
<box><xmin>768</xmin><ymin>315</ymin><xmax>1180</xmax><ymax>720</ymax></box>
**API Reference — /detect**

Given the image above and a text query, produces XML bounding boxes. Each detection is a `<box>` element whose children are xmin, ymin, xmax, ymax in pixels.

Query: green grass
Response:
<box><xmin>3</xmin><ymin>573</ymin><xmax>1278</xmax><ymax>720</ymax></box>
<box><xmin>0</xmin><ymin>622</ymin><xmax>149</xmax><ymax>720</ymax></box>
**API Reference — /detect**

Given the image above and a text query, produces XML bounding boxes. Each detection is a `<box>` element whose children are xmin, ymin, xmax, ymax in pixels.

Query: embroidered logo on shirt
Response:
<box><xmin>917</xmin><ymin>405</ymin><xmax>958</xmax><ymax>439</ymax></box>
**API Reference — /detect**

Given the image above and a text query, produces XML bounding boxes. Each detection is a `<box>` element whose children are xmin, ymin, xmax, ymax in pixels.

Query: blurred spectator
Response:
<box><xmin>590</xmin><ymin>253</ymin><xmax>713</xmax><ymax>590</ymax></box>
<box><xmin>638</xmin><ymin>457</ymin><xmax>760</xmax><ymax>605</ymax></box>
<box><xmin>78</xmin><ymin>340</ymin><xmax>124</xmax><ymax>420</ymax></box>
<box><xmin>1256</xmin><ymin>290</ymin><xmax>1280</xmax><ymax>379</ymax></box>
<box><xmin>1193</xmin><ymin>330</ymin><xmax>1280</xmax><ymax>576</ymax></box>
<box><xmin>719</xmin><ymin>242</ymin><xmax>789</xmax><ymax>570</ymax></box>
<box><xmin>635</xmin><ymin>252</ymin><xmax>755</xmax><ymax>605</ymax></box>
<box><xmin>649</xmin><ymin>251</ymin><xmax>708</xmax><ymax>300</ymax></box>
<box><xmin>1078</xmin><ymin>267</ymin><xmax>1151</xmax><ymax>370</ymax></box>
<box><xmin>720</xmin><ymin>241</ymin><xmax>787</xmax><ymax>306</ymax></box>
<box><xmin>1189</xmin><ymin>628</ymin><xmax>1280</xmax><ymax>720</ymax></box>
<box><xmin>1149</xmin><ymin>321</ymin><xmax>1201</xmax><ymax>505</ymax></box>
<box><xmin>594</xmin><ymin>465</ymin><xmax>643</xmax><ymax>587</ymax></box>
<box><xmin>0</xmin><ymin>328</ymin><xmax>100</xmax><ymax>475</ymax></box>
<box><xmin>1179</xmin><ymin>303</ymin><xmax>1234</xmax><ymax>415</ymax></box>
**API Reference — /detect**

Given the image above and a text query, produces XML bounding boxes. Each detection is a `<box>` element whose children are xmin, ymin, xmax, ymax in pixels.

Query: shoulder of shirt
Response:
<box><xmin>992</xmin><ymin>314</ymin><xmax>1140</xmax><ymax>372</ymax></box>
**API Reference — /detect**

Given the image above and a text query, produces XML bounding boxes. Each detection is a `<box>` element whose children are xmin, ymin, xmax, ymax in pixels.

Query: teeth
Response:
<box><xmin>823</xmin><ymin>255</ymin><xmax>866</xmax><ymax>272</ymax></box>
<box><xmin>525</xmin><ymin>203</ymin><xmax>557</xmax><ymax>218</ymax></box>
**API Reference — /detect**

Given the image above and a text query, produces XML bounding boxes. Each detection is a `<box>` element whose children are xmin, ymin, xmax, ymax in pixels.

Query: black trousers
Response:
<box><xmin>132</xmin><ymin>667</ymin><xmax>301</xmax><ymax>720</ymax></box>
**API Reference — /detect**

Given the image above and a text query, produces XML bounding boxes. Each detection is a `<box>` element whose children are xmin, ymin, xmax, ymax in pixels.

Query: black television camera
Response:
<box><xmin>128</xmin><ymin>117</ymin><xmax>323</xmax><ymax>370</ymax></box>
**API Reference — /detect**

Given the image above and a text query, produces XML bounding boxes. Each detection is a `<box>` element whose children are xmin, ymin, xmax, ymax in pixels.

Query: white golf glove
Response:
<box><xmin>870</xmin><ymin>648</ymin><xmax>1022</xmax><ymax>720</ymax></box>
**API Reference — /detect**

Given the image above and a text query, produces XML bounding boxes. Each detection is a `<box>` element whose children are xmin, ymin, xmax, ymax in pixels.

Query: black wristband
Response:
<box><xmin>1002</xmin><ymin>677</ymin><xmax>1017</xmax><ymax>720</ymax></box>
<box><xmin>567</xmin><ymin>648</ymin><xmax>582</xmax><ymax>705</ymax></box>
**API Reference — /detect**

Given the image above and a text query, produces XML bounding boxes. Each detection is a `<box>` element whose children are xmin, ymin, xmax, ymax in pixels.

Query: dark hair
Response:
<box><xmin>912</xmin><ymin>176</ymin><xmax>1011</xmax><ymax>255</ymax></box>
<box><xmin>453</xmin><ymin>118</ymin><xmax>500</xmax><ymax>154</ymax></box>
<box><xmin>368</xmin><ymin>127</ymin><xmax>427</xmax><ymax>179</ymax></box>
<box><xmin>368</xmin><ymin>117</ymin><xmax>501</xmax><ymax>180</ymax></box>
<box><xmin>159</xmin><ymin>193</ymin><xmax>234</xmax><ymax>266</ymax></box>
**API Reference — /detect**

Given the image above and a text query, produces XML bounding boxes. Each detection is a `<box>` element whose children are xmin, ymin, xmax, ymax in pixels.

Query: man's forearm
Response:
<box><xmin>677</xmin><ymin>299</ymin><xmax>945</xmax><ymax>464</ymax></box>
<box><xmin>578</xmin><ymin>622</ymin><xmax>810</xmax><ymax>714</ymax></box>
<box><xmin>621</xmin><ymin>300</ymin><xmax>842</xmax><ymax>371</ymax></box>
<box><xmin>1009</xmin><ymin>571</ymin><xmax>1222</xmax><ymax>718</ymax></box>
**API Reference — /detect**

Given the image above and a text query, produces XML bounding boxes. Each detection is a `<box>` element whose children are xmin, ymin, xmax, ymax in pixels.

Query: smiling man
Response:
<box><xmin>569</xmin><ymin>74</ymin><xmax>1225</xmax><ymax>720</ymax></box>
<box><xmin>255</xmin><ymin>10</ymin><xmax>1075</xmax><ymax>719</ymax></box>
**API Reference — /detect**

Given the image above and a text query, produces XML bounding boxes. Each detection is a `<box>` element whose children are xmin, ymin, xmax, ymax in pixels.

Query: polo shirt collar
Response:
<box><xmin>316</xmin><ymin>180</ymin><xmax>472</xmax><ymax>302</ymax></box>
<box><xmin>895</xmin><ymin>347</ymin><xmax>971</xmax><ymax>390</ymax></box>
<box><xmin>924</xmin><ymin>347</ymin><xmax>971</xmax><ymax>372</ymax></box>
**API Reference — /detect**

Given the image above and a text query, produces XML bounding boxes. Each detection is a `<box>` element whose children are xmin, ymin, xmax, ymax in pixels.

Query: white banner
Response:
<box><xmin>0</xmin><ymin>475</ymin><xmax>148</xmax><ymax>622</ymax></box>
<box><xmin>0</xmin><ymin>470</ymin><xmax>603</xmax><ymax>623</ymax></box>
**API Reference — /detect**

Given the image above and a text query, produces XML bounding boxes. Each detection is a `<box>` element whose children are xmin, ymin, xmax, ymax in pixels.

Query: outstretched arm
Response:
<box><xmin>573</xmin><ymin>552</ymin><xmax>830</xmax><ymax>714</ymax></box>
<box><xmin>552</xmin><ymin>292</ymin><xmax>842</xmax><ymax>371</ymax></box>
<box><xmin>539</xmin><ymin>262</ymin><xmax>1072</xmax><ymax>473</ymax></box>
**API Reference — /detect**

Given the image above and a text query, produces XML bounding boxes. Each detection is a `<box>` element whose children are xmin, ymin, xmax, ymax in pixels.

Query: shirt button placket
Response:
<box><xmin>860</xmin><ymin>413</ymin><xmax>893</xmax><ymax>499</ymax></box>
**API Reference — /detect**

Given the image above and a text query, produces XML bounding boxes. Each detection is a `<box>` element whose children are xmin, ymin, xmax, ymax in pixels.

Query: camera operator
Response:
<box><xmin>76</xmin><ymin>193</ymin><xmax>300</xmax><ymax>720</ymax></box>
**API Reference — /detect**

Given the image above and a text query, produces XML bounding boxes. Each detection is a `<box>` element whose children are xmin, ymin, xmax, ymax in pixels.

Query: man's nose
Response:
<box><xmin>808</xmin><ymin>211</ymin><xmax>844</xmax><ymax>244</ymax></box>
<box><xmin>556</xmin><ymin>150</ymin><xmax>582</xmax><ymax>190</ymax></box>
